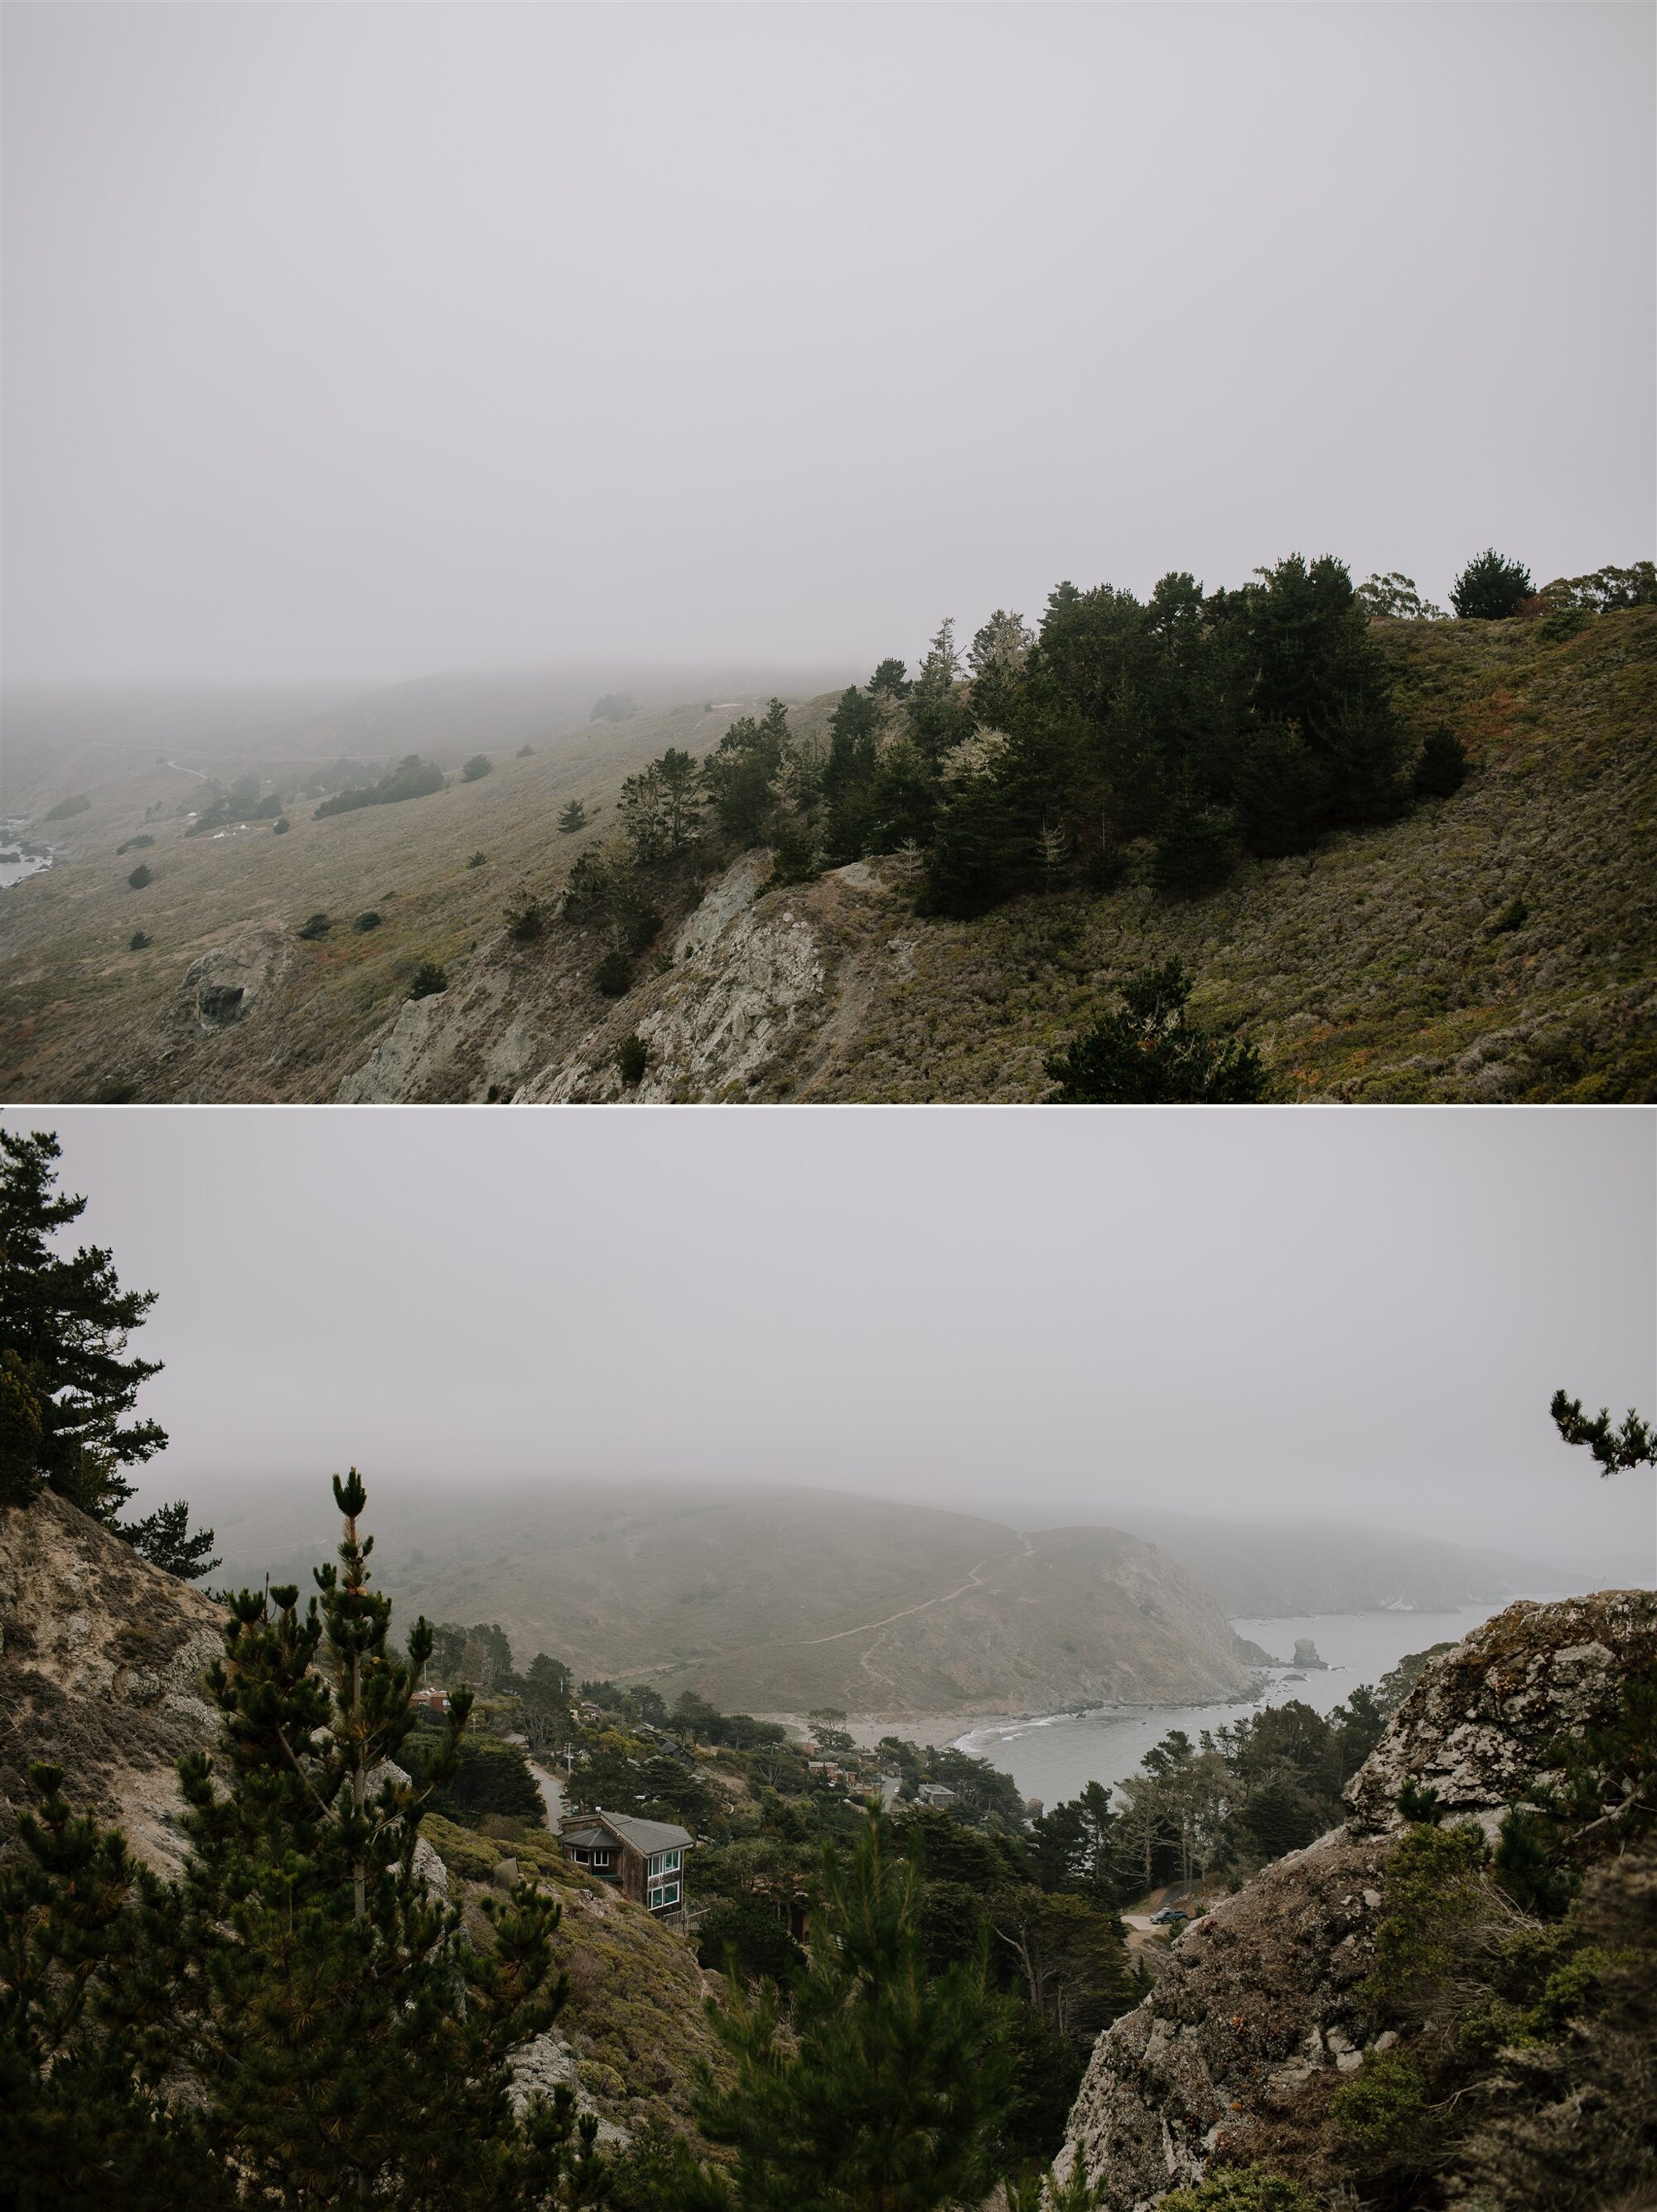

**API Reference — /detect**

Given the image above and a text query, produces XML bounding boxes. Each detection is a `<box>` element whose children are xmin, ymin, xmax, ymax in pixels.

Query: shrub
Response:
<box><xmin>116</xmin><ymin>834</ymin><xmax>156</xmax><ymax>855</ymax></box>
<box><xmin>128</xmin><ymin>930</ymin><xmax>152</xmax><ymax>951</ymax></box>
<box><xmin>353</xmin><ymin>910</ymin><xmax>382</xmax><ymax>933</ymax></box>
<box><xmin>466</xmin><ymin>850</ymin><xmax>487</xmax><ymax>868</ymax></box>
<box><xmin>591</xmin><ymin>692</ymin><xmax>638</xmax><ymax>722</ymax></box>
<box><xmin>1486</xmin><ymin>896</ymin><xmax>1529</xmax><ymax>936</ymax></box>
<box><xmin>1161</xmin><ymin>2167</ymin><xmax>1321</xmax><ymax>2212</ymax></box>
<box><xmin>461</xmin><ymin>754</ymin><xmax>492</xmax><ymax>782</ymax></box>
<box><xmin>558</xmin><ymin>799</ymin><xmax>588</xmax><ymax>833</ymax></box>
<box><xmin>1413</xmin><ymin>725</ymin><xmax>1468</xmax><ymax>798</ymax></box>
<box><xmin>296</xmin><ymin>912</ymin><xmax>331</xmax><ymax>940</ymax></box>
<box><xmin>408</xmin><ymin>960</ymin><xmax>448</xmax><ymax>1000</ymax></box>
<box><xmin>44</xmin><ymin>794</ymin><xmax>91</xmax><ymax>821</ymax></box>
<box><xmin>594</xmin><ymin>949</ymin><xmax>634</xmax><ymax>997</ymax></box>
<box><xmin>272</xmin><ymin>816</ymin><xmax>290</xmax><ymax>833</ymax></box>
<box><xmin>516</xmin><ymin>744</ymin><xmax>534</xmax><ymax>757</ymax></box>
<box><xmin>505</xmin><ymin>896</ymin><xmax>544</xmax><ymax>944</ymax></box>
<box><xmin>616</xmin><ymin>1033</ymin><xmax>649</xmax><ymax>1085</ymax></box>
<box><xmin>1331</xmin><ymin>2045</ymin><xmax>1428</xmax><ymax>2162</ymax></box>
<box><xmin>126</xmin><ymin>863</ymin><xmax>153</xmax><ymax>889</ymax></box>
<box><xmin>1451</xmin><ymin>550</ymin><xmax>1534</xmax><ymax>621</ymax></box>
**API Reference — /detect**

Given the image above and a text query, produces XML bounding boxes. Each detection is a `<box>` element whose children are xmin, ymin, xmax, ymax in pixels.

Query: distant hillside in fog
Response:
<box><xmin>208</xmin><ymin>1480</ymin><xmax>1267</xmax><ymax>1720</ymax></box>
<box><xmin>985</xmin><ymin>1507</ymin><xmax>1564</xmax><ymax>1617</ymax></box>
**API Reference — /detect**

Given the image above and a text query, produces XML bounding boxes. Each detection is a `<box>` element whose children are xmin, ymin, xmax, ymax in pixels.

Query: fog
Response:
<box><xmin>4</xmin><ymin>4</ymin><xmax>1650</xmax><ymax>689</ymax></box>
<box><xmin>10</xmin><ymin>1106</ymin><xmax>1653</xmax><ymax>1584</ymax></box>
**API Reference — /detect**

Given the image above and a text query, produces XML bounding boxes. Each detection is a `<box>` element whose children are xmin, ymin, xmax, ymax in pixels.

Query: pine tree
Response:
<box><xmin>121</xmin><ymin>1497</ymin><xmax>220</xmax><ymax>1581</ymax></box>
<box><xmin>696</xmin><ymin>1809</ymin><xmax>1017</xmax><ymax>2211</ymax></box>
<box><xmin>1450</xmin><ymin>549</ymin><xmax>1533</xmax><ymax>621</ymax></box>
<box><xmin>1044</xmin><ymin>960</ymin><xmax>1269</xmax><ymax>1104</ymax></box>
<box><xmin>0</xmin><ymin>1765</ymin><xmax>223</xmax><ymax>2212</ymax></box>
<box><xmin>0</xmin><ymin>1131</ymin><xmax>171</xmax><ymax>1529</ymax></box>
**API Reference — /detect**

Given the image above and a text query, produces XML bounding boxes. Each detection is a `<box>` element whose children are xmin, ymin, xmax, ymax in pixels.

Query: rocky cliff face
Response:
<box><xmin>0</xmin><ymin>1487</ymin><xmax>225</xmax><ymax>1873</ymax></box>
<box><xmin>1059</xmin><ymin>1588</ymin><xmax>1657</xmax><ymax>2210</ymax></box>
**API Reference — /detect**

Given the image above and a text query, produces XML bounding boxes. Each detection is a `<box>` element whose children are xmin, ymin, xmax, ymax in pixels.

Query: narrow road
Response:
<box><xmin>527</xmin><ymin>1758</ymin><xmax>565</xmax><ymax>1833</ymax></box>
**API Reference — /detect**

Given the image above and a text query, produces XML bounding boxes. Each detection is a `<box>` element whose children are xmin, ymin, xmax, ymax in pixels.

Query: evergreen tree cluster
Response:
<box><xmin>546</xmin><ymin>554</ymin><xmax>1453</xmax><ymax>954</ymax></box>
<box><xmin>542</xmin><ymin>544</ymin><xmax>1645</xmax><ymax>966</ymax></box>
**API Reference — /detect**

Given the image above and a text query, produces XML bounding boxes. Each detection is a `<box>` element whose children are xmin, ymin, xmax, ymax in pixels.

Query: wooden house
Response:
<box><xmin>558</xmin><ymin>1809</ymin><xmax>694</xmax><ymax>1921</ymax></box>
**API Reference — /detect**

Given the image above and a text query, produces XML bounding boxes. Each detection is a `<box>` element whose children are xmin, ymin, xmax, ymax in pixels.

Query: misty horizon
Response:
<box><xmin>5</xmin><ymin>4</ymin><xmax>1651</xmax><ymax>687</ymax></box>
<box><xmin>9</xmin><ymin>1104</ymin><xmax>1652</xmax><ymax>1586</ymax></box>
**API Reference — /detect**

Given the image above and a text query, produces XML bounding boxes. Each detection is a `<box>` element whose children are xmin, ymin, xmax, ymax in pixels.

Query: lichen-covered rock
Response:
<box><xmin>0</xmin><ymin>1487</ymin><xmax>224</xmax><ymax>1874</ymax></box>
<box><xmin>509</xmin><ymin>2031</ymin><xmax>631</xmax><ymax>2147</ymax></box>
<box><xmin>1060</xmin><ymin>1590</ymin><xmax>1657</xmax><ymax>2210</ymax></box>
<box><xmin>1343</xmin><ymin>1589</ymin><xmax>1657</xmax><ymax>1837</ymax></box>
<box><xmin>1057</xmin><ymin>1835</ymin><xmax>1393</xmax><ymax>2208</ymax></box>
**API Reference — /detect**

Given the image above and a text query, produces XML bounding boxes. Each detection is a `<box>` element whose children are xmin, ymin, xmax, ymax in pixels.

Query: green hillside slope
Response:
<box><xmin>3</xmin><ymin>610</ymin><xmax>1651</xmax><ymax>1101</ymax></box>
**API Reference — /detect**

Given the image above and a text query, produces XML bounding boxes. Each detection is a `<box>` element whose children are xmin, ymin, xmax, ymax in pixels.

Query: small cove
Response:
<box><xmin>949</xmin><ymin>1602</ymin><xmax>1530</xmax><ymax>1808</ymax></box>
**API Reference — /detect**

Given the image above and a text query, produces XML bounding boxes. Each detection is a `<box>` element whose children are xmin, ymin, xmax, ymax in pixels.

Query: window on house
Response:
<box><xmin>647</xmin><ymin>1881</ymin><xmax>681</xmax><ymax>1910</ymax></box>
<box><xmin>647</xmin><ymin>1849</ymin><xmax>683</xmax><ymax>1877</ymax></box>
<box><xmin>592</xmin><ymin>1849</ymin><xmax>611</xmax><ymax>1868</ymax></box>
<box><xmin>572</xmin><ymin>1848</ymin><xmax>590</xmax><ymax>1865</ymax></box>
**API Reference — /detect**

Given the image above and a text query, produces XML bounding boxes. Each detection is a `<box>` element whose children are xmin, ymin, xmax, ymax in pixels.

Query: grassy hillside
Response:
<box><xmin>4</xmin><ymin>610</ymin><xmax>1651</xmax><ymax>1101</ymax></box>
<box><xmin>0</xmin><ymin>686</ymin><xmax>837</xmax><ymax>1102</ymax></box>
<box><xmin>209</xmin><ymin>1480</ymin><xmax>1263</xmax><ymax>1720</ymax></box>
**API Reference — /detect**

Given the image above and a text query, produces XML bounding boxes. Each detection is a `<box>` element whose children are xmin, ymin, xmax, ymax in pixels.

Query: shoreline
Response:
<box><xmin>761</xmin><ymin>1677</ymin><xmax>1288</xmax><ymax>1760</ymax></box>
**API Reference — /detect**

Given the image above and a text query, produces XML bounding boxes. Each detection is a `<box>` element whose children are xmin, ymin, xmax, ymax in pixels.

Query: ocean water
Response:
<box><xmin>952</xmin><ymin>1603</ymin><xmax>1515</xmax><ymax>1809</ymax></box>
<box><xmin>0</xmin><ymin>820</ymin><xmax>55</xmax><ymax>889</ymax></box>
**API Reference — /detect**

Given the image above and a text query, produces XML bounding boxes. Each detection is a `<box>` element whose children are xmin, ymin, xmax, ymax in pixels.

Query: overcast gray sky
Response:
<box><xmin>11</xmin><ymin>1106</ymin><xmax>1654</xmax><ymax>1580</ymax></box>
<box><xmin>4</xmin><ymin>3</ymin><xmax>1651</xmax><ymax>687</ymax></box>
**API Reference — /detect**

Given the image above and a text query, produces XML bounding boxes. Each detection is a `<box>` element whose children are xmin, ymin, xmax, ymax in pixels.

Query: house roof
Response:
<box><xmin>561</xmin><ymin>1827</ymin><xmax>613</xmax><ymax>1851</ymax></box>
<box><xmin>563</xmin><ymin>1809</ymin><xmax>693</xmax><ymax>1854</ymax></box>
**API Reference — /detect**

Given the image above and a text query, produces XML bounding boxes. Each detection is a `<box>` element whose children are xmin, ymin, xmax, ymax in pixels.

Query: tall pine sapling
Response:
<box><xmin>173</xmin><ymin>1468</ymin><xmax>601</xmax><ymax>2209</ymax></box>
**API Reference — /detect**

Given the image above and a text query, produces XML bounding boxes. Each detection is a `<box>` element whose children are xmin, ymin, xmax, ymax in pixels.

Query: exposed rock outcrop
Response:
<box><xmin>181</xmin><ymin>928</ymin><xmax>292</xmax><ymax>1033</ymax></box>
<box><xmin>1342</xmin><ymin>1590</ymin><xmax>1657</xmax><ymax>1839</ymax></box>
<box><xmin>0</xmin><ymin>1487</ymin><xmax>224</xmax><ymax>1874</ymax></box>
<box><xmin>1059</xmin><ymin>1588</ymin><xmax>1657</xmax><ymax>2210</ymax></box>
